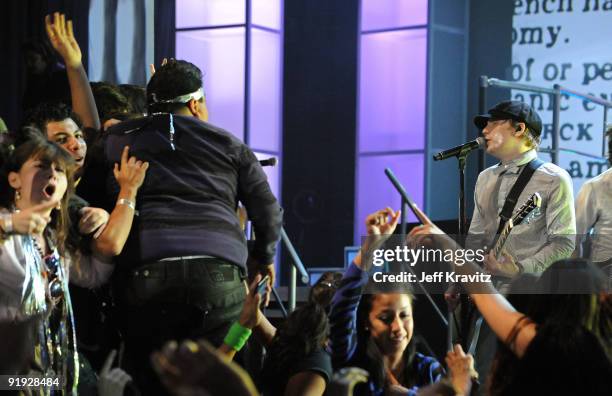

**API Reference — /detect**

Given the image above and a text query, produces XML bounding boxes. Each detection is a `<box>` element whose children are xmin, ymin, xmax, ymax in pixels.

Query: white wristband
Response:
<box><xmin>117</xmin><ymin>198</ymin><xmax>136</xmax><ymax>211</ymax></box>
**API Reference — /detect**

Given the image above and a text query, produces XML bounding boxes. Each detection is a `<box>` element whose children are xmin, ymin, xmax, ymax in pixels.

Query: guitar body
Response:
<box><xmin>455</xmin><ymin>193</ymin><xmax>542</xmax><ymax>349</ymax></box>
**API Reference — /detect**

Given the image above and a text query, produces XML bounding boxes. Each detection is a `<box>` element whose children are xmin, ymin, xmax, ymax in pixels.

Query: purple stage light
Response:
<box><xmin>176</xmin><ymin>0</ymin><xmax>246</xmax><ymax>28</ymax></box>
<box><xmin>359</xmin><ymin>29</ymin><xmax>427</xmax><ymax>152</ymax></box>
<box><xmin>176</xmin><ymin>28</ymin><xmax>246</xmax><ymax>141</ymax></box>
<box><xmin>361</xmin><ymin>0</ymin><xmax>428</xmax><ymax>31</ymax></box>
<box><xmin>252</xmin><ymin>0</ymin><xmax>282</xmax><ymax>30</ymax></box>
<box><xmin>356</xmin><ymin>0</ymin><xmax>429</xmax><ymax>242</ymax></box>
<box><xmin>357</xmin><ymin>154</ymin><xmax>425</xmax><ymax>238</ymax></box>
<box><xmin>249</xmin><ymin>28</ymin><xmax>282</xmax><ymax>152</ymax></box>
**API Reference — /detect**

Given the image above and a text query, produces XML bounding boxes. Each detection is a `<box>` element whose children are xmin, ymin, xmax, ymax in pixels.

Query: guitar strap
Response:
<box><xmin>466</xmin><ymin>157</ymin><xmax>544</xmax><ymax>358</ymax></box>
<box><xmin>495</xmin><ymin>158</ymin><xmax>545</xmax><ymax>235</ymax></box>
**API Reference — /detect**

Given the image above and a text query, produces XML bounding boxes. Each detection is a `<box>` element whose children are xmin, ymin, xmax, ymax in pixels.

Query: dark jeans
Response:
<box><xmin>113</xmin><ymin>257</ymin><xmax>246</xmax><ymax>395</ymax></box>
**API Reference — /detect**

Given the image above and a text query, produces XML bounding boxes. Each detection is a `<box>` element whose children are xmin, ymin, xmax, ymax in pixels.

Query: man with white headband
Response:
<box><xmin>104</xmin><ymin>59</ymin><xmax>283</xmax><ymax>394</ymax></box>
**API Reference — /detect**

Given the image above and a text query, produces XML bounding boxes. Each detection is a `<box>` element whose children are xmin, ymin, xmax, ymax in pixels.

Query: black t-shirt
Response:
<box><xmin>261</xmin><ymin>347</ymin><xmax>333</xmax><ymax>396</ymax></box>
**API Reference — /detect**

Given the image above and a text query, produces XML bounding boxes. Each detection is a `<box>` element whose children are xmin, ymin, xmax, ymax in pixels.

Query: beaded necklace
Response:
<box><xmin>29</xmin><ymin>228</ymin><xmax>79</xmax><ymax>394</ymax></box>
<box><xmin>8</xmin><ymin>207</ymin><xmax>80</xmax><ymax>393</ymax></box>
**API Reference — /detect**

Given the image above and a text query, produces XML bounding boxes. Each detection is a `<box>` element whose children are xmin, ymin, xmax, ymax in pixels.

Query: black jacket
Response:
<box><xmin>105</xmin><ymin>114</ymin><xmax>283</xmax><ymax>270</ymax></box>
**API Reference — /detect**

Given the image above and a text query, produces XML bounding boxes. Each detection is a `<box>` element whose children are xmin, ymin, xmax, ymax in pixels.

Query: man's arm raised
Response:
<box><xmin>45</xmin><ymin>13</ymin><xmax>100</xmax><ymax>131</ymax></box>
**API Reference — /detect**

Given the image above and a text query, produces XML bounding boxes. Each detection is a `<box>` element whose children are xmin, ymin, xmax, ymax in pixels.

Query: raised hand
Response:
<box><xmin>10</xmin><ymin>199</ymin><xmax>59</xmax><ymax>235</ymax></box>
<box><xmin>445</xmin><ymin>344</ymin><xmax>477</xmax><ymax>396</ymax></box>
<box><xmin>238</xmin><ymin>275</ymin><xmax>263</xmax><ymax>329</ymax></box>
<box><xmin>45</xmin><ymin>13</ymin><xmax>82</xmax><ymax>69</ymax></box>
<box><xmin>365</xmin><ymin>207</ymin><xmax>401</xmax><ymax>236</ymax></box>
<box><xmin>247</xmin><ymin>258</ymin><xmax>275</xmax><ymax>308</ymax></box>
<box><xmin>113</xmin><ymin>146</ymin><xmax>149</xmax><ymax>192</ymax></box>
<box><xmin>356</xmin><ymin>207</ymin><xmax>400</xmax><ymax>270</ymax></box>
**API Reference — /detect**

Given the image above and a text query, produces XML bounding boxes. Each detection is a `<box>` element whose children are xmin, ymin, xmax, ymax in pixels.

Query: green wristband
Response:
<box><xmin>223</xmin><ymin>322</ymin><xmax>252</xmax><ymax>351</ymax></box>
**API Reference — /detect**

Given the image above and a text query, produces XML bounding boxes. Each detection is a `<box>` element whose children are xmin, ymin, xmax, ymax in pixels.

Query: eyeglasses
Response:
<box><xmin>44</xmin><ymin>252</ymin><xmax>64</xmax><ymax>303</ymax></box>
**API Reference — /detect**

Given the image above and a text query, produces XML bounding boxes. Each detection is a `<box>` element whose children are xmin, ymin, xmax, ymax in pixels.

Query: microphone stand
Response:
<box><xmin>433</xmin><ymin>147</ymin><xmax>477</xmax><ymax>351</ymax></box>
<box><xmin>398</xmin><ymin>199</ymin><xmax>408</xmax><ymax>274</ymax></box>
<box><xmin>456</xmin><ymin>151</ymin><xmax>470</xmax><ymax>351</ymax></box>
<box><xmin>384</xmin><ymin>168</ymin><xmax>448</xmax><ymax>328</ymax></box>
<box><xmin>457</xmin><ymin>144</ymin><xmax>481</xmax><ymax>232</ymax></box>
<box><xmin>458</xmin><ymin>153</ymin><xmax>468</xmax><ymax>236</ymax></box>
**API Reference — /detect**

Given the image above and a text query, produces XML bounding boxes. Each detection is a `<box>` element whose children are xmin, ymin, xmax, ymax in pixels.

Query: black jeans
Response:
<box><xmin>113</xmin><ymin>257</ymin><xmax>246</xmax><ymax>395</ymax></box>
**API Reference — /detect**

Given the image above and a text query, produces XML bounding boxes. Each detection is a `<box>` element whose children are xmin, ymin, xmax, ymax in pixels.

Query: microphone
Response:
<box><xmin>433</xmin><ymin>137</ymin><xmax>485</xmax><ymax>161</ymax></box>
<box><xmin>259</xmin><ymin>157</ymin><xmax>277</xmax><ymax>167</ymax></box>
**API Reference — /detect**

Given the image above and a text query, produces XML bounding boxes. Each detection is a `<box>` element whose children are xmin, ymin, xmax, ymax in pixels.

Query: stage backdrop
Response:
<box><xmin>511</xmin><ymin>0</ymin><xmax>611</xmax><ymax>193</ymax></box>
<box><xmin>88</xmin><ymin>0</ymin><xmax>154</xmax><ymax>85</ymax></box>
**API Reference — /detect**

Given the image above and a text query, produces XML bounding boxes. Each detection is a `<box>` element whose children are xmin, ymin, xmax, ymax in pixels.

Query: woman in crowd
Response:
<box><xmin>329</xmin><ymin>207</ymin><xmax>445</xmax><ymax>396</ymax></box>
<box><xmin>409</xmin><ymin>206</ymin><xmax>612</xmax><ymax>396</ymax></box>
<box><xmin>0</xmin><ymin>135</ymin><xmax>147</xmax><ymax>393</ymax></box>
<box><xmin>0</xmin><ymin>136</ymin><xmax>111</xmax><ymax>392</ymax></box>
<box><xmin>309</xmin><ymin>270</ymin><xmax>343</xmax><ymax>311</ymax></box>
<box><xmin>258</xmin><ymin>302</ymin><xmax>332</xmax><ymax>395</ymax></box>
<box><xmin>484</xmin><ymin>259</ymin><xmax>611</xmax><ymax>395</ymax></box>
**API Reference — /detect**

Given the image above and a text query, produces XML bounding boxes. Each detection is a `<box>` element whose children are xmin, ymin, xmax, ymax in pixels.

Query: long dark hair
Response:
<box><xmin>261</xmin><ymin>302</ymin><xmax>329</xmax><ymax>393</ymax></box>
<box><xmin>352</xmin><ymin>282</ymin><xmax>418</xmax><ymax>391</ymax></box>
<box><xmin>488</xmin><ymin>260</ymin><xmax>612</xmax><ymax>396</ymax></box>
<box><xmin>0</xmin><ymin>133</ymin><xmax>76</xmax><ymax>259</ymax></box>
<box><xmin>530</xmin><ymin>259</ymin><xmax>612</xmax><ymax>354</ymax></box>
<box><xmin>265</xmin><ymin>302</ymin><xmax>329</xmax><ymax>367</ymax></box>
<box><xmin>309</xmin><ymin>271</ymin><xmax>343</xmax><ymax>311</ymax></box>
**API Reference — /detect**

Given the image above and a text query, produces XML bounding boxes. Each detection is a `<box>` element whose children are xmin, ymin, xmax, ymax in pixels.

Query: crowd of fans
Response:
<box><xmin>0</xmin><ymin>12</ymin><xmax>610</xmax><ymax>396</ymax></box>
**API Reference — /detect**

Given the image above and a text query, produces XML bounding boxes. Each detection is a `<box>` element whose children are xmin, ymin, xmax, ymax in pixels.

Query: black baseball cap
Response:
<box><xmin>474</xmin><ymin>100</ymin><xmax>542</xmax><ymax>137</ymax></box>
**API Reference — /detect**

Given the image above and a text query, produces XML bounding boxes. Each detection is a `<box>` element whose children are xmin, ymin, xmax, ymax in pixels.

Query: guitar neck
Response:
<box><xmin>492</xmin><ymin>223</ymin><xmax>512</xmax><ymax>259</ymax></box>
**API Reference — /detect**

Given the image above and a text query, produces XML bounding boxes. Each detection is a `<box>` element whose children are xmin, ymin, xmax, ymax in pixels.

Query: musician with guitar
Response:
<box><xmin>468</xmin><ymin>100</ymin><xmax>575</xmax><ymax>276</ymax></box>
<box><xmin>457</xmin><ymin>100</ymin><xmax>576</xmax><ymax>392</ymax></box>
